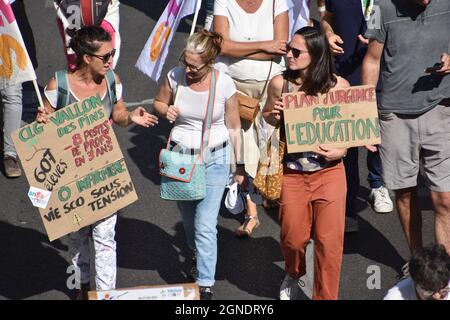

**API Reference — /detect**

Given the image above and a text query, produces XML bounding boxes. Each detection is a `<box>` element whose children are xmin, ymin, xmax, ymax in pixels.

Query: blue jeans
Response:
<box><xmin>177</xmin><ymin>144</ymin><xmax>230</xmax><ymax>287</ymax></box>
<box><xmin>344</xmin><ymin>148</ymin><xmax>383</xmax><ymax>218</ymax></box>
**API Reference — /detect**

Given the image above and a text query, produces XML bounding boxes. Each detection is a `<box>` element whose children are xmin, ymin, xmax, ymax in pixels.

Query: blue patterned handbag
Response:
<box><xmin>159</xmin><ymin>70</ymin><xmax>217</xmax><ymax>201</ymax></box>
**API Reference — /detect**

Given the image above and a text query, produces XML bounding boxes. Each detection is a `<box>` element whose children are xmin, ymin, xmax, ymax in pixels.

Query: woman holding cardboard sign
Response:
<box><xmin>37</xmin><ymin>26</ymin><xmax>158</xmax><ymax>299</ymax></box>
<box><xmin>263</xmin><ymin>26</ymin><xmax>349</xmax><ymax>300</ymax></box>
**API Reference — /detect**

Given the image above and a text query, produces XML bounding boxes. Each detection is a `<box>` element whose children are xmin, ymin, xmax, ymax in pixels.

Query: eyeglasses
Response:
<box><xmin>178</xmin><ymin>55</ymin><xmax>208</xmax><ymax>73</ymax></box>
<box><xmin>89</xmin><ymin>49</ymin><xmax>116</xmax><ymax>64</ymax></box>
<box><xmin>286</xmin><ymin>44</ymin><xmax>306</xmax><ymax>59</ymax></box>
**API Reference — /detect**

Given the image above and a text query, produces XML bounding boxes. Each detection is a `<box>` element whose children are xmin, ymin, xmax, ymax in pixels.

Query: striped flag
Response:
<box><xmin>136</xmin><ymin>0</ymin><xmax>201</xmax><ymax>82</ymax></box>
<box><xmin>0</xmin><ymin>0</ymin><xmax>36</xmax><ymax>90</ymax></box>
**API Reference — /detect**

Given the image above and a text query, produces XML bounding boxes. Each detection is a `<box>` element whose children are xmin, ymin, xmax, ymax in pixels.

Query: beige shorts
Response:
<box><xmin>378</xmin><ymin>104</ymin><xmax>450</xmax><ymax>191</ymax></box>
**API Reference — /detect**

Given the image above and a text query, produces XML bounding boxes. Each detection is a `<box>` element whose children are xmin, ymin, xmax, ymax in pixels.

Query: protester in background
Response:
<box><xmin>54</xmin><ymin>0</ymin><xmax>121</xmax><ymax>70</ymax></box>
<box><xmin>384</xmin><ymin>244</ymin><xmax>450</xmax><ymax>300</ymax></box>
<box><xmin>214</xmin><ymin>0</ymin><xmax>291</xmax><ymax>237</ymax></box>
<box><xmin>36</xmin><ymin>26</ymin><xmax>157</xmax><ymax>299</ymax></box>
<box><xmin>263</xmin><ymin>26</ymin><xmax>349</xmax><ymax>300</ymax></box>
<box><xmin>321</xmin><ymin>0</ymin><xmax>393</xmax><ymax>234</ymax></box>
<box><xmin>1</xmin><ymin>0</ymin><xmax>38</xmax><ymax>178</ymax></box>
<box><xmin>153</xmin><ymin>29</ymin><xmax>243</xmax><ymax>300</ymax></box>
<box><xmin>1</xmin><ymin>84</ymin><xmax>22</xmax><ymax>178</ymax></box>
<box><xmin>362</xmin><ymin>0</ymin><xmax>450</xmax><ymax>254</ymax></box>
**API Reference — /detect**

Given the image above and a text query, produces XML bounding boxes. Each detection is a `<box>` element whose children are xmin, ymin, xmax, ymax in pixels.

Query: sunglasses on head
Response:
<box><xmin>286</xmin><ymin>44</ymin><xmax>306</xmax><ymax>59</ymax></box>
<box><xmin>89</xmin><ymin>49</ymin><xmax>116</xmax><ymax>64</ymax></box>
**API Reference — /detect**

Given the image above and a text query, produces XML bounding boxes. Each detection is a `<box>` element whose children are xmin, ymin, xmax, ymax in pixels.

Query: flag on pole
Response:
<box><xmin>0</xmin><ymin>0</ymin><xmax>36</xmax><ymax>90</ymax></box>
<box><xmin>289</xmin><ymin>0</ymin><xmax>311</xmax><ymax>38</ymax></box>
<box><xmin>136</xmin><ymin>0</ymin><xmax>200</xmax><ymax>82</ymax></box>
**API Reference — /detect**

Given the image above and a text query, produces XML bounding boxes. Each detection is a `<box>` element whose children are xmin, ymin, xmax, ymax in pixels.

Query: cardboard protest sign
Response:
<box><xmin>88</xmin><ymin>283</ymin><xmax>200</xmax><ymax>300</ymax></box>
<box><xmin>12</xmin><ymin>94</ymin><xmax>138</xmax><ymax>241</ymax></box>
<box><xmin>282</xmin><ymin>85</ymin><xmax>381</xmax><ymax>153</ymax></box>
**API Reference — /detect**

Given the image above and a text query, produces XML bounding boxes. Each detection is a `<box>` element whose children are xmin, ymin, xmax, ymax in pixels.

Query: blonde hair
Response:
<box><xmin>185</xmin><ymin>29</ymin><xmax>223</xmax><ymax>64</ymax></box>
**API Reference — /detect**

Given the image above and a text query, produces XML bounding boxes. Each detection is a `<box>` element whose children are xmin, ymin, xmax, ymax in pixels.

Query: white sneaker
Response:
<box><xmin>369</xmin><ymin>186</ymin><xmax>393</xmax><ymax>213</ymax></box>
<box><xmin>279</xmin><ymin>274</ymin><xmax>304</xmax><ymax>300</ymax></box>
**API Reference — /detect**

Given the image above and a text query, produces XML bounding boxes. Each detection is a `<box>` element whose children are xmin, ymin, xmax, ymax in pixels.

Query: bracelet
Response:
<box><xmin>318</xmin><ymin>5</ymin><xmax>326</xmax><ymax>13</ymax></box>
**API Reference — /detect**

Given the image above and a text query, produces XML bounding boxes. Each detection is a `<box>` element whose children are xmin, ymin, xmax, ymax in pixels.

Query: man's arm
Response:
<box><xmin>321</xmin><ymin>10</ymin><xmax>344</xmax><ymax>55</ymax></box>
<box><xmin>361</xmin><ymin>39</ymin><xmax>384</xmax><ymax>86</ymax></box>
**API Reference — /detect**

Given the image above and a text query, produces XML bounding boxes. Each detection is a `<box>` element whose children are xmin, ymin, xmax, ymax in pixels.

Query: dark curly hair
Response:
<box><xmin>68</xmin><ymin>26</ymin><xmax>112</xmax><ymax>68</ymax></box>
<box><xmin>409</xmin><ymin>244</ymin><xmax>450</xmax><ymax>292</ymax></box>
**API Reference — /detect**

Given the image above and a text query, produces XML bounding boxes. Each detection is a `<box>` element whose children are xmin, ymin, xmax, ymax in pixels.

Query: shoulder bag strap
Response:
<box><xmin>55</xmin><ymin>70</ymin><xmax>70</xmax><ymax>109</ymax></box>
<box><xmin>165</xmin><ymin>69</ymin><xmax>184</xmax><ymax>149</ymax></box>
<box><xmin>257</xmin><ymin>0</ymin><xmax>276</xmax><ymax>103</ymax></box>
<box><xmin>105</xmin><ymin>69</ymin><xmax>117</xmax><ymax>104</ymax></box>
<box><xmin>200</xmin><ymin>69</ymin><xmax>217</xmax><ymax>160</ymax></box>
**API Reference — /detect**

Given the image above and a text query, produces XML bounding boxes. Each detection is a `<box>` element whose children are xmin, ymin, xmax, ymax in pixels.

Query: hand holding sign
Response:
<box><xmin>315</xmin><ymin>145</ymin><xmax>347</xmax><ymax>162</ymax></box>
<box><xmin>36</xmin><ymin>106</ymin><xmax>49</xmax><ymax>123</ymax></box>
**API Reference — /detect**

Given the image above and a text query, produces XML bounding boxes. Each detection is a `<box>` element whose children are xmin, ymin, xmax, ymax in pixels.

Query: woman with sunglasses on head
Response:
<box><xmin>37</xmin><ymin>26</ymin><xmax>158</xmax><ymax>299</ymax></box>
<box><xmin>263</xmin><ymin>26</ymin><xmax>350</xmax><ymax>300</ymax></box>
<box><xmin>154</xmin><ymin>29</ymin><xmax>243</xmax><ymax>300</ymax></box>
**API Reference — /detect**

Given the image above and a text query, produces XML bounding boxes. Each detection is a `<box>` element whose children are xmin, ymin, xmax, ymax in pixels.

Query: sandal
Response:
<box><xmin>235</xmin><ymin>215</ymin><xmax>260</xmax><ymax>237</ymax></box>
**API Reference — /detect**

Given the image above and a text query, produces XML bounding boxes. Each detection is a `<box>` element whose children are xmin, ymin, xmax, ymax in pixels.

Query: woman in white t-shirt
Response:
<box><xmin>154</xmin><ymin>30</ymin><xmax>244</xmax><ymax>300</ymax></box>
<box><xmin>37</xmin><ymin>26</ymin><xmax>157</xmax><ymax>299</ymax></box>
<box><xmin>214</xmin><ymin>0</ymin><xmax>291</xmax><ymax>236</ymax></box>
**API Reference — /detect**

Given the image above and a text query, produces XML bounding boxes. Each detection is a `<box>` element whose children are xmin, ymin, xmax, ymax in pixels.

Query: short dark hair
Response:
<box><xmin>284</xmin><ymin>26</ymin><xmax>337</xmax><ymax>96</ymax></box>
<box><xmin>409</xmin><ymin>244</ymin><xmax>450</xmax><ymax>292</ymax></box>
<box><xmin>68</xmin><ymin>26</ymin><xmax>112</xmax><ymax>68</ymax></box>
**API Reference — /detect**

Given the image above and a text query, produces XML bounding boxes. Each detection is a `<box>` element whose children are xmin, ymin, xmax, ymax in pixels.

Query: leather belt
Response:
<box><xmin>169</xmin><ymin>140</ymin><xmax>228</xmax><ymax>155</ymax></box>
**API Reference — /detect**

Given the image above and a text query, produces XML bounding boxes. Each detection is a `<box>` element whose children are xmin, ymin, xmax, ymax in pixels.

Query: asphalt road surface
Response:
<box><xmin>0</xmin><ymin>0</ymin><xmax>435</xmax><ymax>301</ymax></box>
